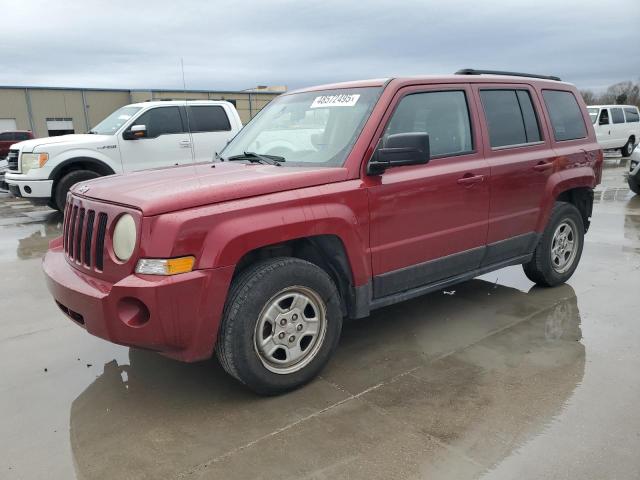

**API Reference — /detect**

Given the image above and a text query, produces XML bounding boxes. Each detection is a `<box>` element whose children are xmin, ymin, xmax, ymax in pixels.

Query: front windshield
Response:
<box><xmin>90</xmin><ymin>106</ymin><xmax>142</xmax><ymax>135</ymax></box>
<box><xmin>221</xmin><ymin>87</ymin><xmax>381</xmax><ymax>167</ymax></box>
<box><xmin>588</xmin><ymin>107</ymin><xmax>598</xmax><ymax>124</ymax></box>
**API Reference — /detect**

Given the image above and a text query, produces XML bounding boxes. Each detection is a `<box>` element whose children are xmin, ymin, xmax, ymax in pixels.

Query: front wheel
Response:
<box><xmin>216</xmin><ymin>257</ymin><xmax>343</xmax><ymax>395</ymax></box>
<box><xmin>621</xmin><ymin>137</ymin><xmax>635</xmax><ymax>158</ymax></box>
<box><xmin>523</xmin><ymin>202</ymin><xmax>585</xmax><ymax>287</ymax></box>
<box><xmin>54</xmin><ymin>170</ymin><xmax>101</xmax><ymax>212</ymax></box>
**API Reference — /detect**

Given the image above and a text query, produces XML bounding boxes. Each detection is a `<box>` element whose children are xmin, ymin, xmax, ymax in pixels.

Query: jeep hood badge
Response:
<box><xmin>77</xmin><ymin>184</ymin><xmax>90</xmax><ymax>194</ymax></box>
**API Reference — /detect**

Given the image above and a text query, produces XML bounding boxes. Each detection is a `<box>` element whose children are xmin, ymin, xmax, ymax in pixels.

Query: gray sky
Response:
<box><xmin>2</xmin><ymin>0</ymin><xmax>639</xmax><ymax>92</ymax></box>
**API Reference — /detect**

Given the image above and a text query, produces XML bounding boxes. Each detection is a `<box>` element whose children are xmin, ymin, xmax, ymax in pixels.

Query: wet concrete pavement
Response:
<box><xmin>1</xmin><ymin>154</ymin><xmax>639</xmax><ymax>479</ymax></box>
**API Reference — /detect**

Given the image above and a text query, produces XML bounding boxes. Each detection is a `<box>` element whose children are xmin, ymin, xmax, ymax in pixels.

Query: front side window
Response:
<box><xmin>221</xmin><ymin>87</ymin><xmax>381</xmax><ymax>167</ymax></box>
<box><xmin>15</xmin><ymin>132</ymin><xmax>30</xmax><ymax>140</ymax></box>
<box><xmin>187</xmin><ymin>106</ymin><xmax>231</xmax><ymax>132</ymax></box>
<box><xmin>0</xmin><ymin>132</ymin><xmax>10</xmax><ymax>140</ymax></box>
<box><xmin>624</xmin><ymin>107</ymin><xmax>640</xmax><ymax>123</ymax></box>
<box><xmin>384</xmin><ymin>90</ymin><xmax>473</xmax><ymax>157</ymax></box>
<box><xmin>479</xmin><ymin>89</ymin><xmax>541</xmax><ymax>148</ymax></box>
<box><xmin>611</xmin><ymin>107</ymin><xmax>625</xmax><ymax>124</ymax></box>
<box><xmin>132</xmin><ymin>107</ymin><xmax>184</xmax><ymax>138</ymax></box>
<box><xmin>542</xmin><ymin>90</ymin><xmax>587</xmax><ymax>141</ymax></box>
<box><xmin>91</xmin><ymin>106</ymin><xmax>142</xmax><ymax>135</ymax></box>
<box><xmin>599</xmin><ymin>109</ymin><xmax>610</xmax><ymax>125</ymax></box>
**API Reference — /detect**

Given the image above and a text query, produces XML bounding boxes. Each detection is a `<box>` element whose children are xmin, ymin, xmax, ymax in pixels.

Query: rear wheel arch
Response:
<box><xmin>555</xmin><ymin>187</ymin><xmax>594</xmax><ymax>232</ymax></box>
<box><xmin>539</xmin><ymin>172</ymin><xmax>596</xmax><ymax>233</ymax></box>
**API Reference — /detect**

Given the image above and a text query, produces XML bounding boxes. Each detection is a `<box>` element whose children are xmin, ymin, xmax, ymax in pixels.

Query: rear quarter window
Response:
<box><xmin>542</xmin><ymin>90</ymin><xmax>587</xmax><ymax>141</ymax></box>
<box><xmin>623</xmin><ymin>107</ymin><xmax>639</xmax><ymax>123</ymax></box>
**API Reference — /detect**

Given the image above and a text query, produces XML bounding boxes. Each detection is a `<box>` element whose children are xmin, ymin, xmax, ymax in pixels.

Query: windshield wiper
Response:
<box><xmin>225</xmin><ymin>151</ymin><xmax>285</xmax><ymax>166</ymax></box>
<box><xmin>87</xmin><ymin>130</ymin><xmax>97</xmax><ymax>134</ymax></box>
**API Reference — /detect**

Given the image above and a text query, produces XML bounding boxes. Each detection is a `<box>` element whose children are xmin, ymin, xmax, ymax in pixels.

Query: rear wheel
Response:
<box><xmin>523</xmin><ymin>202</ymin><xmax>584</xmax><ymax>287</ymax></box>
<box><xmin>216</xmin><ymin>257</ymin><xmax>343</xmax><ymax>395</ymax></box>
<box><xmin>54</xmin><ymin>170</ymin><xmax>100</xmax><ymax>212</ymax></box>
<box><xmin>621</xmin><ymin>137</ymin><xmax>635</xmax><ymax>157</ymax></box>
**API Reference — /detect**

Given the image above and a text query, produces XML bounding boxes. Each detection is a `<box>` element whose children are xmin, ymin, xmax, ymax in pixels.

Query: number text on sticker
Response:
<box><xmin>310</xmin><ymin>94</ymin><xmax>360</xmax><ymax>108</ymax></box>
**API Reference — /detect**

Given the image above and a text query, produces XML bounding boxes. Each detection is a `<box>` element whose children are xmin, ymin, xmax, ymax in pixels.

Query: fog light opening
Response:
<box><xmin>24</xmin><ymin>186</ymin><xmax>32</xmax><ymax>194</ymax></box>
<box><xmin>117</xmin><ymin>297</ymin><xmax>150</xmax><ymax>327</ymax></box>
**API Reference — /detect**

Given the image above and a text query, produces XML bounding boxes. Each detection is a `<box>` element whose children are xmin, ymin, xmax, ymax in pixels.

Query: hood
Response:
<box><xmin>15</xmin><ymin>134</ymin><xmax>113</xmax><ymax>152</ymax></box>
<box><xmin>72</xmin><ymin>162</ymin><xmax>349</xmax><ymax>216</ymax></box>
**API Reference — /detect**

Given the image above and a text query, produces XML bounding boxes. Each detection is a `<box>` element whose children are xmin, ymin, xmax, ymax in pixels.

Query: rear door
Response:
<box><xmin>473</xmin><ymin>84</ymin><xmax>553</xmax><ymax>264</ymax></box>
<box><xmin>624</xmin><ymin>107</ymin><xmax>640</xmax><ymax>144</ymax></box>
<box><xmin>118</xmin><ymin>106</ymin><xmax>193</xmax><ymax>172</ymax></box>
<box><xmin>366</xmin><ymin>84</ymin><xmax>490</xmax><ymax>298</ymax></box>
<box><xmin>185</xmin><ymin>105</ymin><xmax>234</xmax><ymax>162</ymax></box>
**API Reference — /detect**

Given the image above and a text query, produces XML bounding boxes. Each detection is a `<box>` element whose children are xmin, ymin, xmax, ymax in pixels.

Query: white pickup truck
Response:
<box><xmin>5</xmin><ymin>100</ymin><xmax>242</xmax><ymax>210</ymax></box>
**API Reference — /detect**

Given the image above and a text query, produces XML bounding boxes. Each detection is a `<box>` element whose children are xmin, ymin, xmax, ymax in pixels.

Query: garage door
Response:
<box><xmin>46</xmin><ymin>118</ymin><xmax>74</xmax><ymax>136</ymax></box>
<box><xmin>0</xmin><ymin>118</ymin><xmax>17</xmax><ymax>132</ymax></box>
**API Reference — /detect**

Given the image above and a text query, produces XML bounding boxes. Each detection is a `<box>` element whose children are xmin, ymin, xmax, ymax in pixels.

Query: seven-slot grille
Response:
<box><xmin>7</xmin><ymin>150</ymin><xmax>19</xmax><ymax>171</ymax></box>
<box><xmin>63</xmin><ymin>199</ymin><xmax>108</xmax><ymax>270</ymax></box>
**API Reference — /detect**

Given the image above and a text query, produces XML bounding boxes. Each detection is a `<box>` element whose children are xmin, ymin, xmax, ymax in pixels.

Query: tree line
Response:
<box><xmin>580</xmin><ymin>80</ymin><xmax>640</xmax><ymax>108</ymax></box>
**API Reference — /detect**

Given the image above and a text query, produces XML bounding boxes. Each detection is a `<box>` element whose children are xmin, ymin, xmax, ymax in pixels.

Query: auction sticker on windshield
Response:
<box><xmin>311</xmin><ymin>94</ymin><xmax>360</xmax><ymax>108</ymax></box>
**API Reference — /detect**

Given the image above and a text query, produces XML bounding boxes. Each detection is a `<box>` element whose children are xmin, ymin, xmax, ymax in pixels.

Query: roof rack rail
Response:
<box><xmin>455</xmin><ymin>68</ymin><xmax>561</xmax><ymax>82</ymax></box>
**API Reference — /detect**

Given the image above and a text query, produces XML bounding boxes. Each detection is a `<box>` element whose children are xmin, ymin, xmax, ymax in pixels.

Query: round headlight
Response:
<box><xmin>112</xmin><ymin>214</ymin><xmax>137</xmax><ymax>261</ymax></box>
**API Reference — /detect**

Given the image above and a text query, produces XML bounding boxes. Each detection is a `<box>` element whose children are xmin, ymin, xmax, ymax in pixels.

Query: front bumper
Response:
<box><xmin>5</xmin><ymin>174</ymin><xmax>53</xmax><ymax>198</ymax></box>
<box><xmin>43</xmin><ymin>243</ymin><xmax>235</xmax><ymax>362</ymax></box>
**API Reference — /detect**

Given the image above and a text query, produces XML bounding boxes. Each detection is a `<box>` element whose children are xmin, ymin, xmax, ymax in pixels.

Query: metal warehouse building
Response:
<box><xmin>0</xmin><ymin>85</ymin><xmax>285</xmax><ymax>137</ymax></box>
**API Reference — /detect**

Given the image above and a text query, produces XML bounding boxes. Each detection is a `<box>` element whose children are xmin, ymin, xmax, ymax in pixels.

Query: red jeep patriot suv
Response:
<box><xmin>43</xmin><ymin>70</ymin><xmax>602</xmax><ymax>394</ymax></box>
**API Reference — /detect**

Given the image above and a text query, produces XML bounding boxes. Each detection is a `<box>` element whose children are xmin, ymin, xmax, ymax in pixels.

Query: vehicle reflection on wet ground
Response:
<box><xmin>1</xmin><ymin>152</ymin><xmax>639</xmax><ymax>479</ymax></box>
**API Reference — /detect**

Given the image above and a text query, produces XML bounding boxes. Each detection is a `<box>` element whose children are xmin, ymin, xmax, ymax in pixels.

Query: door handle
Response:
<box><xmin>457</xmin><ymin>174</ymin><xmax>485</xmax><ymax>186</ymax></box>
<box><xmin>179</xmin><ymin>140</ymin><xmax>191</xmax><ymax>148</ymax></box>
<box><xmin>533</xmin><ymin>161</ymin><xmax>553</xmax><ymax>172</ymax></box>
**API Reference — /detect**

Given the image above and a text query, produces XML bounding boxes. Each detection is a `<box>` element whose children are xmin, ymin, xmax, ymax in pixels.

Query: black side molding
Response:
<box><xmin>455</xmin><ymin>68</ymin><xmax>561</xmax><ymax>82</ymax></box>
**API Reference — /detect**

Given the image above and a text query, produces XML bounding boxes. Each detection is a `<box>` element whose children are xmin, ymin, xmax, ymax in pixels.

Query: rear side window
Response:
<box><xmin>542</xmin><ymin>90</ymin><xmax>587</xmax><ymax>141</ymax></box>
<box><xmin>479</xmin><ymin>89</ymin><xmax>541</xmax><ymax>148</ymax></box>
<box><xmin>14</xmin><ymin>132</ymin><xmax>30</xmax><ymax>140</ymax></box>
<box><xmin>133</xmin><ymin>107</ymin><xmax>184</xmax><ymax>138</ymax></box>
<box><xmin>384</xmin><ymin>90</ymin><xmax>473</xmax><ymax>157</ymax></box>
<box><xmin>624</xmin><ymin>107</ymin><xmax>639</xmax><ymax>123</ymax></box>
<box><xmin>611</xmin><ymin>108</ymin><xmax>625</xmax><ymax>124</ymax></box>
<box><xmin>187</xmin><ymin>106</ymin><xmax>231</xmax><ymax>132</ymax></box>
<box><xmin>0</xmin><ymin>132</ymin><xmax>10</xmax><ymax>140</ymax></box>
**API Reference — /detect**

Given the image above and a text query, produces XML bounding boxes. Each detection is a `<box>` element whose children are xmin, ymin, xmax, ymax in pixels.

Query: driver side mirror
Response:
<box><xmin>367</xmin><ymin>132</ymin><xmax>430</xmax><ymax>175</ymax></box>
<box><xmin>123</xmin><ymin>124</ymin><xmax>147</xmax><ymax>140</ymax></box>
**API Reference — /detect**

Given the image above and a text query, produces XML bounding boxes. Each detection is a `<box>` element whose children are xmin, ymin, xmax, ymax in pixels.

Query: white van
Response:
<box><xmin>587</xmin><ymin>104</ymin><xmax>639</xmax><ymax>157</ymax></box>
<box><xmin>5</xmin><ymin>100</ymin><xmax>242</xmax><ymax>210</ymax></box>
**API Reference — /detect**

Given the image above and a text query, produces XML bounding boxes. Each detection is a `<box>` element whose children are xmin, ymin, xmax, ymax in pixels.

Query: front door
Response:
<box><xmin>118</xmin><ymin>106</ymin><xmax>193</xmax><ymax>172</ymax></box>
<box><xmin>595</xmin><ymin>108</ymin><xmax>615</xmax><ymax>148</ymax></box>
<box><xmin>366</xmin><ymin>85</ymin><xmax>490</xmax><ymax>298</ymax></box>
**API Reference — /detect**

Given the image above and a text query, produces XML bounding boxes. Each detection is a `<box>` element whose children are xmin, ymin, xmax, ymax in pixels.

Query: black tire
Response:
<box><xmin>629</xmin><ymin>174</ymin><xmax>640</xmax><ymax>195</ymax></box>
<box><xmin>621</xmin><ymin>137</ymin><xmax>635</xmax><ymax>158</ymax></box>
<box><xmin>523</xmin><ymin>202</ymin><xmax>585</xmax><ymax>287</ymax></box>
<box><xmin>54</xmin><ymin>170</ymin><xmax>101</xmax><ymax>212</ymax></box>
<box><xmin>216</xmin><ymin>257</ymin><xmax>343</xmax><ymax>395</ymax></box>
